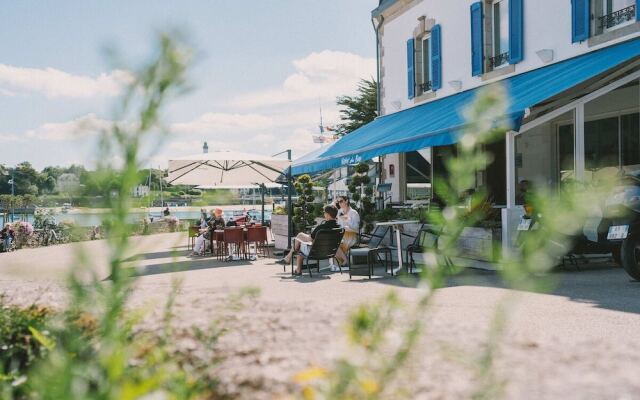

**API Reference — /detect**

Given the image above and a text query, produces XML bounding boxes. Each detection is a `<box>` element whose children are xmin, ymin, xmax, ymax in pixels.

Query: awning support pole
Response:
<box><xmin>575</xmin><ymin>104</ymin><xmax>585</xmax><ymax>181</ymax></box>
<box><xmin>506</xmin><ymin>131</ymin><xmax>516</xmax><ymax>208</ymax></box>
<box><xmin>286</xmin><ymin>150</ymin><xmax>293</xmax><ymax>250</ymax></box>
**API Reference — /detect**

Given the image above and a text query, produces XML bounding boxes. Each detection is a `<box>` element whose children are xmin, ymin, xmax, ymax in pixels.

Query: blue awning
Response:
<box><xmin>292</xmin><ymin>37</ymin><xmax>640</xmax><ymax>175</ymax></box>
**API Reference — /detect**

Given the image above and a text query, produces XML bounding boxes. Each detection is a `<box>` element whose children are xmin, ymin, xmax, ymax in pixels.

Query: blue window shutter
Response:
<box><xmin>571</xmin><ymin>0</ymin><xmax>590</xmax><ymax>42</ymax></box>
<box><xmin>509</xmin><ymin>0</ymin><xmax>524</xmax><ymax>64</ymax></box>
<box><xmin>470</xmin><ymin>2</ymin><xmax>484</xmax><ymax>76</ymax></box>
<box><xmin>431</xmin><ymin>25</ymin><xmax>442</xmax><ymax>91</ymax></box>
<box><xmin>407</xmin><ymin>38</ymin><xmax>415</xmax><ymax>99</ymax></box>
<box><xmin>637</xmin><ymin>0</ymin><xmax>639</xmax><ymax>21</ymax></box>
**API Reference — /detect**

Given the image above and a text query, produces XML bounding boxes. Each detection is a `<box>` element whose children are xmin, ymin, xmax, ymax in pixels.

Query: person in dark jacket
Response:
<box><xmin>277</xmin><ymin>204</ymin><xmax>340</xmax><ymax>274</ymax></box>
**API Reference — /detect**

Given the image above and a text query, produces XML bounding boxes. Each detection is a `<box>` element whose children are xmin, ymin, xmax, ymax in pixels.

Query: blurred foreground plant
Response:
<box><xmin>0</xmin><ymin>33</ymin><xmax>221</xmax><ymax>400</ymax></box>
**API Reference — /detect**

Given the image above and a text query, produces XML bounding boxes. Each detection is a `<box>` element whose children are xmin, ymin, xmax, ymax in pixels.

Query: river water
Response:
<box><xmin>0</xmin><ymin>208</ymin><xmax>272</xmax><ymax>227</ymax></box>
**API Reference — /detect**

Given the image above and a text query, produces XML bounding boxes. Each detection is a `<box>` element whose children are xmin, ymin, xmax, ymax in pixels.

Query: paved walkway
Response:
<box><xmin>1</xmin><ymin>232</ymin><xmax>640</xmax><ymax>399</ymax></box>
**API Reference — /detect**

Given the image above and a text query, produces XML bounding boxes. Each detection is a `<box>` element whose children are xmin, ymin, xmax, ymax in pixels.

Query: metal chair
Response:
<box><xmin>407</xmin><ymin>226</ymin><xmax>453</xmax><ymax>274</ymax></box>
<box><xmin>246</xmin><ymin>226</ymin><xmax>269</xmax><ymax>258</ymax></box>
<box><xmin>292</xmin><ymin>228</ymin><xmax>345</xmax><ymax>277</ymax></box>
<box><xmin>187</xmin><ymin>226</ymin><xmax>200</xmax><ymax>250</ymax></box>
<box><xmin>223</xmin><ymin>227</ymin><xmax>246</xmax><ymax>260</ymax></box>
<box><xmin>348</xmin><ymin>225</ymin><xmax>392</xmax><ymax>279</ymax></box>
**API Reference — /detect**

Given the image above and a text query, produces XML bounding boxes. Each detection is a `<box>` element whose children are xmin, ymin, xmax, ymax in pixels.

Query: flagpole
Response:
<box><xmin>10</xmin><ymin>168</ymin><xmax>15</xmax><ymax>223</ymax></box>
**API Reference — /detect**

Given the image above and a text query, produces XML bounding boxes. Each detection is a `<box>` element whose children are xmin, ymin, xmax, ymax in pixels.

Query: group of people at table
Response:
<box><xmin>191</xmin><ymin>208</ymin><xmax>245</xmax><ymax>256</ymax></box>
<box><xmin>276</xmin><ymin>195</ymin><xmax>360</xmax><ymax>275</ymax></box>
<box><xmin>190</xmin><ymin>196</ymin><xmax>361</xmax><ymax>275</ymax></box>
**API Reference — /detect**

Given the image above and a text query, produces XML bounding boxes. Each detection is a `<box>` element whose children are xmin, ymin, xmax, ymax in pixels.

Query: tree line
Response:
<box><xmin>0</xmin><ymin>162</ymin><xmax>168</xmax><ymax>198</ymax></box>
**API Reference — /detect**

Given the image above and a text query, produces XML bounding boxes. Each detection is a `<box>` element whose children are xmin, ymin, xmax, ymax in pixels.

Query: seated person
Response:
<box><xmin>198</xmin><ymin>209</ymin><xmax>208</xmax><ymax>228</ymax></box>
<box><xmin>0</xmin><ymin>223</ymin><xmax>15</xmax><ymax>252</ymax></box>
<box><xmin>192</xmin><ymin>208</ymin><xmax>225</xmax><ymax>256</ymax></box>
<box><xmin>334</xmin><ymin>196</ymin><xmax>360</xmax><ymax>271</ymax></box>
<box><xmin>276</xmin><ymin>204</ymin><xmax>340</xmax><ymax>275</ymax></box>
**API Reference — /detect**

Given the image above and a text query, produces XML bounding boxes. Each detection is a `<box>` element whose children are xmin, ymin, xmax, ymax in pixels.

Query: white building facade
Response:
<box><xmin>373</xmin><ymin>0</ymin><xmax>640</xmax><ymax>245</ymax></box>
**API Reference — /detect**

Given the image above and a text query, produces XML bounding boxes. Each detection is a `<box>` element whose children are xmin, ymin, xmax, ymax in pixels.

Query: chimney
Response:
<box><xmin>203</xmin><ymin>141</ymin><xmax>209</xmax><ymax>154</ymax></box>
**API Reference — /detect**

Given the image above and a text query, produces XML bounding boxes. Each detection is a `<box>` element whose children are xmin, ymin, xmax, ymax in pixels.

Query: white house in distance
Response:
<box><xmin>131</xmin><ymin>185</ymin><xmax>150</xmax><ymax>198</ymax></box>
<box><xmin>291</xmin><ymin>0</ymin><xmax>640</xmax><ymax>248</ymax></box>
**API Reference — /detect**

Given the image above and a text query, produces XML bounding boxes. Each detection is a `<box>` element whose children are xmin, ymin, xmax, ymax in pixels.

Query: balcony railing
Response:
<box><xmin>599</xmin><ymin>4</ymin><xmax>636</xmax><ymax>30</ymax></box>
<box><xmin>488</xmin><ymin>52</ymin><xmax>509</xmax><ymax>69</ymax></box>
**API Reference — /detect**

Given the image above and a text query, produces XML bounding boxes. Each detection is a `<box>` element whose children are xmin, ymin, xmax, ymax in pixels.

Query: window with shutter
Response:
<box><xmin>572</xmin><ymin>0</ymin><xmax>591</xmax><ymax>42</ymax></box>
<box><xmin>596</xmin><ymin>0</ymin><xmax>636</xmax><ymax>33</ymax></box>
<box><xmin>508</xmin><ymin>0</ymin><xmax>524</xmax><ymax>64</ymax></box>
<box><xmin>431</xmin><ymin>24</ymin><xmax>442</xmax><ymax>91</ymax></box>
<box><xmin>407</xmin><ymin>39</ymin><xmax>415</xmax><ymax>99</ymax></box>
<box><xmin>470</xmin><ymin>2</ymin><xmax>484</xmax><ymax>76</ymax></box>
<box><xmin>490</xmin><ymin>0</ymin><xmax>510</xmax><ymax>69</ymax></box>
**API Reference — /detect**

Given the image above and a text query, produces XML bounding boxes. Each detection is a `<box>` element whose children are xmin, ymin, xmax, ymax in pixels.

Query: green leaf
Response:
<box><xmin>28</xmin><ymin>326</ymin><xmax>55</xmax><ymax>351</ymax></box>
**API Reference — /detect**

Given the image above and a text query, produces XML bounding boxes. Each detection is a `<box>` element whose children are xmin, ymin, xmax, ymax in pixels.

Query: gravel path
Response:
<box><xmin>2</xmin><ymin>232</ymin><xmax>640</xmax><ymax>399</ymax></box>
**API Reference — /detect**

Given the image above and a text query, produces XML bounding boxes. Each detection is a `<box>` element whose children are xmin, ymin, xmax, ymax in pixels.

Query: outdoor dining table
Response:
<box><xmin>211</xmin><ymin>226</ymin><xmax>259</xmax><ymax>259</ymax></box>
<box><xmin>374</xmin><ymin>220</ymin><xmax>419</xmax><ymax>274</ymax></box>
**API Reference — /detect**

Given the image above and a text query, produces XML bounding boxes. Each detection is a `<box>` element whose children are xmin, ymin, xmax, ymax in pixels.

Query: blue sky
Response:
<box><xmin>0</xmin><ymin>0</ymin><xmax>378</xmax><ymax>169</ymax></box>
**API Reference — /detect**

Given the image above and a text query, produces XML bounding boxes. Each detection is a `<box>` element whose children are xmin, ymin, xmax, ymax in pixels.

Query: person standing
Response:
<box><xmin>334</xmin><ymin>196</ymin><xmax>360</xmax><ymax>270</ymax></box>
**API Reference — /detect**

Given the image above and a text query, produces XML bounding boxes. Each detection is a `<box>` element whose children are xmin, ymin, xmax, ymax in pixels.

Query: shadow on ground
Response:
<box><xmin>341</xmin><ymin>261</ymin><xmax>640</xmax><ymax>315</ymax></box>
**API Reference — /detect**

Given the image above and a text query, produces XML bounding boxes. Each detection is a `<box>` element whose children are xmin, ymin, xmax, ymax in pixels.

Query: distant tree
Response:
<box><xmin>14</xmin><ymin>162</ymin><xmax>40</xmax><ymax>195</ymax></box>
<box><xmin>336</xmin><ymin>78</ymin><xmax>378</xmax><ymax>136</ymax></box>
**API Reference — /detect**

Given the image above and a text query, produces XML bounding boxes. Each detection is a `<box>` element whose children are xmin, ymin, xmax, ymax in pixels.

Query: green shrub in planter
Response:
<box><xmin>347</xmin><ymin>162</ymin><xmax>376</xmax><ymax>234</ymax></box>
<box><xmin>293</xmin><ymin>174</ymin><xmax>315</xmax><ymax>233</ymax></box>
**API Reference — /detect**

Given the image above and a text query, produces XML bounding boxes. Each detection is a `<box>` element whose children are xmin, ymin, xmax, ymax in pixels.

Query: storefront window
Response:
<box><xmin>558</xmin><ymin>123</ymin><xmax>575</xmax><ymax>182</ymax></box>
<box><xmin>622</xmin><ymin>112</ymin><xmax>640</xmax><ymax>170</ymax></box>
<box><xmin>584</xmin><ymin>117</ymin><xmax>619</xmax><ymax>171</ymax></box>
<box><xmin>405</xmin><ymin>150</ymin><xmax>431</xmax><ymax>201</ymax></box>
<box><xmin>584</xmin><ymin>80</ymin><xmax>640</xmax><ymax>180</ymax></box>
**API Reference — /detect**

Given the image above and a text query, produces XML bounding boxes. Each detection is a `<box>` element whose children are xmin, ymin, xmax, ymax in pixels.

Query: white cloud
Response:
<box><xmin>0</xmin><ymin>133</ymin><xmax>23</xmax><ymax>143</ymax></box>
<box><xmin>24</xmin><ymin>114</ymin><xmax>112</xmax><ymax>141</ymax></box>
<box><xmin>225</xmin><ymin>50</ymin><xmax>375</xmax><ymax>109</ymax></box>
<box><xmin>0</xmin><ymin>64</ymin><xmax>132</xmax><ymax>98</ymax></box>
<box><xmin>4</xmin><ymin>50</ymin><xmax>369</xmax><ymax>168</ymax></box>
<box><xmin>172</xmin><ymin>113</ymin><xmax>274</xmax><ymax>135</ymax></box>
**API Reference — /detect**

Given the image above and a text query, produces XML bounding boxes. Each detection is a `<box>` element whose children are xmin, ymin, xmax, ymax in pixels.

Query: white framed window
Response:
<box><xmin>490</xmin><ymin>0</ymin><xmax>509</xmax><ymax>69</ymax></box>
<box><xmin>600</xmin><ymin>0</ymin><xmax>636</xmax><ymax>32</ymax></box>
<box><xmin>420</xmin><ymin>34</ymin><xmax>432</xmax><ymax>92</ymax></box>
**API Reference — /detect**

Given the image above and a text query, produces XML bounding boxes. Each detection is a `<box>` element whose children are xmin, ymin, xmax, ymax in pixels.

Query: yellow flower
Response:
<box><xmin>302</xmin><ymin>386</ymin><xmax>316</xmax><ymax>400</ymax></box>
<box><xmin>360</xmin><ymin>378</ymin><xmax>380</xmax><ymax>395</ymax></box>
<box><xmin>293</xmin><ymin>367</ymin><xmax>328</xmax><ymax>383</ymax></box>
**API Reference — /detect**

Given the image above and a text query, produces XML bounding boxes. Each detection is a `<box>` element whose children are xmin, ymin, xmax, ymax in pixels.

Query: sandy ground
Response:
<box><xmin>1</xmin><ymin>232</ymin><xmax>640</xmax><ymax>399</ymax></box>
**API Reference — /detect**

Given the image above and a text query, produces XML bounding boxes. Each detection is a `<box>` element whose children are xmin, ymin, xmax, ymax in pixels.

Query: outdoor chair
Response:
<box><xmin>407</xmin><ymin>226</ymin><xmax>453</xmax><ymax>274</ymax></box>
<box><xmin>357</xmin><ymin>224</ymin><xmax>389</xmax><ymax>248</ymax></box>
<box><xmin>223</xmin><ymin>227</ymin><xmax>246</xmax><ymax>260</ymax></box>
<box><xmin>187</xmin><ymin>226</ymin><xmax>200</xmax><ymax>250</ymax></box>
<box><xmin>246</xmin><ymin>226</ymin><xmax>269</xmax><ymax>258</ymax></box>
<box><xmin>291</xmin><ymin>228</ymin><xmax>344</xmax><ymax>277</ymax></box>
<box><xmin>348</xmin><ymin>225</ymin><xmax>392</xmax><ymax>279</ymax></box>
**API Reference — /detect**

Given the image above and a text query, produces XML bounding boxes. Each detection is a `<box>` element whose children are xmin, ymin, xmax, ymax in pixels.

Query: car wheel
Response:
<box><xmin>620</xmin><ymin>236</ymin><xmax>640</xmax><ymax>280</ymax></box>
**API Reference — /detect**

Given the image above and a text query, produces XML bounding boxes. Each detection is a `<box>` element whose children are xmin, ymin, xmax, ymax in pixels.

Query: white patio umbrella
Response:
<box><xmin>167</xmin><ymin>150</ymin><xmax>292</xmax><ymax>236</ymax></box>
<box><xmin>167</xmin><ymin>151</ymin><xmax>290</xmax><ymax>187</ymax></box>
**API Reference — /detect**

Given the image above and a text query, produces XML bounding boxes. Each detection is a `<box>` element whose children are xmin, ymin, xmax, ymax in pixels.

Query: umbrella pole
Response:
<box><xmin>261</xmin><ymin>184</ymin><xmax>265</xmax><ymax>225</ymax></box>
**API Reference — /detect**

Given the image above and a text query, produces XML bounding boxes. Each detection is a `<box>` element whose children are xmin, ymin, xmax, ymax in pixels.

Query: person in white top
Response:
<box><xmin>334</xmin><ymin>195</ymin><xmax>360</xmax><ymax>271</ymax></box>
